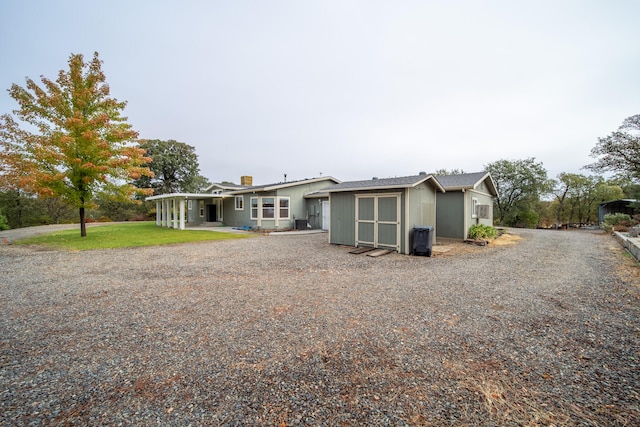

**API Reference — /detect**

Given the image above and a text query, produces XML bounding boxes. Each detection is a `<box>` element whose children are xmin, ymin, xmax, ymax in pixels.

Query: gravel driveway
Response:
<box><xmin>1</xmin><ymin>228</ymin><xmax>638</xmax><ymax>426</ymax></box>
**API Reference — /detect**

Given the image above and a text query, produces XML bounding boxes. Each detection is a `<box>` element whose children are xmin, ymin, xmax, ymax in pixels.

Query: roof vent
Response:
<box><xmin>419</xmin><ymin>171</ymin><xmax>427</xmax><ymax>175</ymax></box>
<box><xmin>372</xmin><ymin>177</ymin><xmax>378</xmax><ymax>180</ymax></box>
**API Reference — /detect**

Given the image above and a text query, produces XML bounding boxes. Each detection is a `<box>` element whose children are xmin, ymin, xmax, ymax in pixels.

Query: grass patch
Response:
<box><xmin>14</xmin><ymin>222</ymin><xmax>252</xmax><ymax>251</ymax></box>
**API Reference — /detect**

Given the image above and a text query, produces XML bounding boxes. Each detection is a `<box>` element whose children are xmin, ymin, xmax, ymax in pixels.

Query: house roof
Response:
<box><xmin>229</xmin><ymin>176</ymin><xmax>341</xmax><ymax>194</ymax></box>
<box><xmin>325</xmin><ymin>174</ymin><xmax>445</xmax><ymax>193</ymax></box>
<box><xmin>205</xmin><ymin>182</ymin><xmax>248</xmax><ymax>192</ymax></box>
<box><xmin>435</xmin><ymin>171</ymin><xmax>497</xmax><ymax>195</ymax></box>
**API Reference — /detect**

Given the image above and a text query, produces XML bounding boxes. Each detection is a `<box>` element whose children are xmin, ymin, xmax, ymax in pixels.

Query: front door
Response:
<box><xmin>207</xmin><ymin>204</ymin><xmax>217</xmax><ymax>222</ymax></box>
<box><xmin>355</xmin><ymin>194</ymin><xmax>400</xmax><ymax>251</ymax></box>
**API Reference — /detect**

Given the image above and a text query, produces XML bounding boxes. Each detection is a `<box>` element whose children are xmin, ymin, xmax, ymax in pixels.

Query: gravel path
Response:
<box><xmin>1</xmin><ymin>228</ymin><xmax>638</xmax><ymax>426</ymax></box>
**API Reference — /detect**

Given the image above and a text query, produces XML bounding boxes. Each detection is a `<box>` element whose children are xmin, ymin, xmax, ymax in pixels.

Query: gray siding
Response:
<box><xmin>305</xmin><ymin>198</ymin><xmax>328</xmax><ymax>229</ymax></box>
<box><xmin>222</xmin><ymin>195</ymin><xmax>251</xmax><ymax>227</ymax></box>
<box><xmin>220</xmin><ymin>180</ymin><xmax>338</xmax><ymax>230</ymax></box>
<box><xmin>436</xmin><ymin>192</ymin><xmax>465</xmax><ymax>239</ymax></box>
<box><xmin>406</xmin><ymin>182</ymin><xmax>438</xmax><ymax>251</ymax></box>
<box><xmin>329</xmin><ymin>192</ymin><xmax>356</xmax><ymax>246</ymax></box>
<box><xmin>466</xmin><ymin>189</ymin><xmax>494</xmax><ymax>229</ymax></box>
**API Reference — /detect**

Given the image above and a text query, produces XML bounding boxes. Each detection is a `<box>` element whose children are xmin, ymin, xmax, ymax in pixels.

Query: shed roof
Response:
<box><xmin>435</xmin><ymin>171</ymin><xmax>497</xmax><ymax>195</ymax></box>
<box><xmin>325</xmin><ymin>174</ymin><xmax>445</xmax><ymax>193</ymax></box>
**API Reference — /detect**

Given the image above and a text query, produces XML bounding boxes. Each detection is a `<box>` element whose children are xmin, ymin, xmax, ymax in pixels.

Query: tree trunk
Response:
<box><xmin>79</xmin><ymin>207</ymin><xmax>87</xmax><ymax>237</ymax></box>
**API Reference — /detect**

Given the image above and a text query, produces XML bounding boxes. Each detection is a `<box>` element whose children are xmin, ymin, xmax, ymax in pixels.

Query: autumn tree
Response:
<box><xmin>133</xmin><ymin>139</ymin><xmax>210</xmax><ymax>195</ymax></box>
<box><xmin>0</xmin><ymin>52</ymin><xmax>153</xmax><ymax>236</ymax></box>
<box><xmin>586</xmin><ymin>114</ymin><xmax>640</xmax><ymax>181</ymax></box>
<box><xmin>485</xmin><ymin>158</ymin><xmax>550</xmax><ymax>227</ymax></box>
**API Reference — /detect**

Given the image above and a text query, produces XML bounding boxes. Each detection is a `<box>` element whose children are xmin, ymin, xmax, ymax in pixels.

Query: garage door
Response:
<box><xmin>355</xmin><ymin>194</ymin><xmax>401</xmax><ymax>251</ymax></box>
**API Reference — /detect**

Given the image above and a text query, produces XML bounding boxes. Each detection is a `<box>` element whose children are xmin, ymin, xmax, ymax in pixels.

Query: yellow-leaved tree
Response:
<box><xmin>0</xmin><ymin>52</ymin><xmax>153</xmax><ymax>236</ymax></box>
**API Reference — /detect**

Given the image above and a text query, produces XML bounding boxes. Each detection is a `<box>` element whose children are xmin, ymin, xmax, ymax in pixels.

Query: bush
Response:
<box><xmin>468</xmin><ymin>224</ymin><xmax>498</xmax><ymax>240</ymax></box>
<box><xmin>0</xmin><ymin>214</ymin><xmax>10</xmax><ymax>231</ymax></box>
<box><xmin>601</xmin><ymin>213</ymin><xmax>635</xmax><ymax>232</ymax></box>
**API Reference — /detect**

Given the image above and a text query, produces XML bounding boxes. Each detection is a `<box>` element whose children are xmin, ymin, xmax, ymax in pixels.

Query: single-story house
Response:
<box><xmin>146</xmin><ymin>176</ymin><xmax>340</xmax><ymax>230</ymax></box>
<box><xmin>598</xmin><ymin>199</ymin><xmax>640</xmax><ymax>224</ymax></box>
<box><xmin>434</xmin><ymin>171</ymin><xmax>497</xmax><ymax>240</ymax></box>
<box><xmin>324</xmin><ymin>172</ymin><xmax>445</xmax><ymax>254</ymax></box>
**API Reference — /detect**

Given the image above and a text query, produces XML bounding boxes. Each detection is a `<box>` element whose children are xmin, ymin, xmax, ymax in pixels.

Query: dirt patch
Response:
<box><xmin>492</xmin><ymin>232</ymin><xmax>522</xmax><ymax>246</ymax></box>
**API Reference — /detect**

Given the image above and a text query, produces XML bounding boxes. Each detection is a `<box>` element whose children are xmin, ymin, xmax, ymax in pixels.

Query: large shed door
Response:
<box><xmin>355</xmin><ymin>194</ymin><xmax>401</xmax><ymax>251</ymax></box>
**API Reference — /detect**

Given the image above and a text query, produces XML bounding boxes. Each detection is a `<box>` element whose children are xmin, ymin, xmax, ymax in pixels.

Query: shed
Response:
<box><xmin>434</xmin><ymin>172</ymin><xmax>497</xmax><ymax>239</ymax></box>
<box><xmin>325</xmin><ymin>173</ymin><xmax>444</xmax><ymax>254</ymax></box>
<box><xmin>598</xmin><ymin>199</ymin><xmax>640</xmax><ymax>224</ymax></box>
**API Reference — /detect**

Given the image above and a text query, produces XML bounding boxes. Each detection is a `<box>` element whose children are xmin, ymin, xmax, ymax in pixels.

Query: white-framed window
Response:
<box><xmin>188</xmin><ymin>200</ymin><xmax>193</xmax><ymax>211</ymax></box>
<box><xmin>278</xmin><ymin>197</ymin><xmax>290</xmax><ymax>219</ymax></box>
<box><xmin>235</xmin><ymin>195</ymin><xmax>244</xmax><ymax>210</ymax></box>
<box><xmin>262</xmin><ymin>197</ymin><xmax>275</xmax><ymax>219</ymax></box>
<box><xmin>472</xmin><ymin>197</ymin><xmax>478</xmax><ymax>218</ymax></box>
<box><xmin>250</xmin><ymin>197</ymin><xmax>258</xmax><ymax>219</ymax></box>
<box><xmin>199</xmin><ymin>200</ymin><xmax>205</xmax><ymax>217</ymax></box>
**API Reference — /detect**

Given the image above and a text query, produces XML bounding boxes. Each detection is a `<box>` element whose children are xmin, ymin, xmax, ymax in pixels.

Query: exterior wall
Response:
<box><xmin>406</xmin><ymin>182</ymin><xmax>438</xmax><ymax>251</ymax></box>
<box><xmin>466</xmin><ymin>189</ymin><xmax>494</xmax><ymax>230</ymax></box>
<box><xmin>221</xmin><ymin>180</ymin><xmax>339</xmax><ymax>230</ymax></box>
<box><xmin>329</xmin><ymin>192</ymin><xmax>356</xmax><ymax>246</ymax></box>
<box><xmin>436</xmin><ymin>186</ymin><xmax>494</xmax><ymax>240</ymax></box>
<box><xmin>186</xmin><ymin>199</ymin><xmax>201</xmax><ymax>224</ymax></box>
<box><xmin>305</xmin><ymin>198</ymin><xmax>328</xmax><ymax>229</ymax></box>
<box><xmin>436</xmin><ymin>193</ymin><xmax>465</xmax><ymax>239</ymax></box>
<box><xmin>222</xmin><ymin>195</ymin><xmax>251</xmax><ymax>227</ymax></box>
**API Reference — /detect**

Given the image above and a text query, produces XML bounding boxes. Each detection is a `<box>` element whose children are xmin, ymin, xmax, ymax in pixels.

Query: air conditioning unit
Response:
<box><xmin>477</xmin><ymin>205</ymin><xmax>491</xmax><ymax>219</ymax></box>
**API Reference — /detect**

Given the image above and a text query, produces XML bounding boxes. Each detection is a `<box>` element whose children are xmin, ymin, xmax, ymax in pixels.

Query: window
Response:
<box><xmin>235</xmin><ymin>196</ymin><xmax>244</xmax><ymax>210</ymax></box>
<box><xmin>262</xmin><ymin>197</ymin><xmax>275</xmax><ymax>219</ymax></box>
<box><xmin>472</xmin><ymin>197</ymin><xmax>478</xmax><ymax>218</ymax></box>
<box><xmin>199</xmin><ymin>200</ymin><xmax>205</xmax><ymax>217</ymax></box>
<box><xmin>279</xmin><ymin>197</ymin><xmax>290</xmax><ymax>219</ymax></box>
<box><xmin>250</xmin><ymin>197</ymin><xmax>258</xmax><ymax>219</ymax></box>
<box><xmin>188</xmin><ymin>200</ymin><xmax>193</xmax><ymax>211</ymax></box>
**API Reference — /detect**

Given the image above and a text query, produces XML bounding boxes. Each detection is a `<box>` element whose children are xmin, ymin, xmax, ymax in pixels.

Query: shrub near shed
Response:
<box><xmin>468</xmin><ymin>224</ymin><xmax>498</xmax><ymax>240</ymax></box>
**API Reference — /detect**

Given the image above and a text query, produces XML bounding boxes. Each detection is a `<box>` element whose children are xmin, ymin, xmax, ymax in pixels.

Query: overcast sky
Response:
<box><xmin>1</xmin><ymin>0</ymin><xmax>638</xmax><ymax>185</ymax></box>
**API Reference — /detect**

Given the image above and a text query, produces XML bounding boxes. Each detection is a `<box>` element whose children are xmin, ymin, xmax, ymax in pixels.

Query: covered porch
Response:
<box><xmin>146</xmin><ymin>193</ymin><xmax>226</xmax><ymax>230</ymax></box>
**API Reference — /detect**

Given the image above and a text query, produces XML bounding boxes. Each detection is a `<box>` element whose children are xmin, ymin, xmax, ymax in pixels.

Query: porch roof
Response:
<box><xmin>146</xmin><ymin>193</ymin><xmax>227</xmax><ymax>201</ymax></box>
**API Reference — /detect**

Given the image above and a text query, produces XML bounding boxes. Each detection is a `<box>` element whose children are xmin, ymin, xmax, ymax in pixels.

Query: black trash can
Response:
<box><xmin>411</xmin><ymin>226</ymin><xmax>433</xmax><ymax>256</ymax></box>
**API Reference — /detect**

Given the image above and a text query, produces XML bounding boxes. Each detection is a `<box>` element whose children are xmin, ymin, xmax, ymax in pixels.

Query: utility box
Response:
<box><xmin>411</xmin><ymin>226</ymin><xmax>434</xmax><ymax>256</ymax></box>
<box><xmin>295</xmin><ymin>219</ymin><xmax>308</xmax><ymax>230</ymax></box>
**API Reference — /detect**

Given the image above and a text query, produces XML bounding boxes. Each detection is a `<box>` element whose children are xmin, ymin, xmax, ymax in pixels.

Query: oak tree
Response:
<box><xmin>587</xmin><ymin>114</ymin><xmax>640</xmax><ymax>181</ymax></box>
<box><xmin>0</xmin><ymin>52</ymin><xmax>153</xmax><ymax>236</ymax></box>
<box><xmin>486</xmin><ymin>158</ymin><xmax>550</xmax><ymax>226</ymax></box>
<box><xmin>133</xmin><ymin>139</ymin><xmax>210</xmax><ymax>195</ymax></box>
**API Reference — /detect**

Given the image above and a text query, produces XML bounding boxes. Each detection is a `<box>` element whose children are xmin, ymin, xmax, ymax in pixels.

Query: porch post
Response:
<box><xmin>162</xmin><ymin>199</ymin><xmax>171</xmax><ymax>227</ymax></box>
<box><xmin>179</xmin><ymin>198</ymin><xmax>186</xmax><ymax>230</ymax></box>
<box><xmin>156</xmin><ymin>201</ymin><xmax>161</xmax><ymax>226</ymax></box>
<box><xmin>172</xmin><ymin>198</ymin><xmax>178</xmax><ymax>229</ymax></box>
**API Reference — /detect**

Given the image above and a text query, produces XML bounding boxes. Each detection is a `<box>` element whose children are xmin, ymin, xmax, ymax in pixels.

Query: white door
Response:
<box><xmin>322</xmin><ymin>201</ymin><xmax>330</xmax><ymax>230</ymax></box>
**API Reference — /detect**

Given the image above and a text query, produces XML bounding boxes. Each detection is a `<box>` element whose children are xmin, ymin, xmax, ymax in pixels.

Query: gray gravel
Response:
<box><xmin>1</xmin><ymin>228</ymin><xmax>638</xmax><ymax>426</ymax></box>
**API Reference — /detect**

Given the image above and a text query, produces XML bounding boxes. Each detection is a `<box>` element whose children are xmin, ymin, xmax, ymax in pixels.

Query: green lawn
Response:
<box><xmin>14</xmin><ymin>222</ymin><xmax>252</xmax><ymax>251</ymax></box>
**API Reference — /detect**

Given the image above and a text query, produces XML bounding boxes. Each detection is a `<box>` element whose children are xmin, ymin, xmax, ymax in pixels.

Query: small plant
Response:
<box><xmin>0</xmin><ymin>214</ymin><xmax>10</xmax><ymax>231</ymax></box>
<box><xmin>468</xmin><ymin>224</ymin><xmax>498</xmax><ymax>240</ymax></box>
